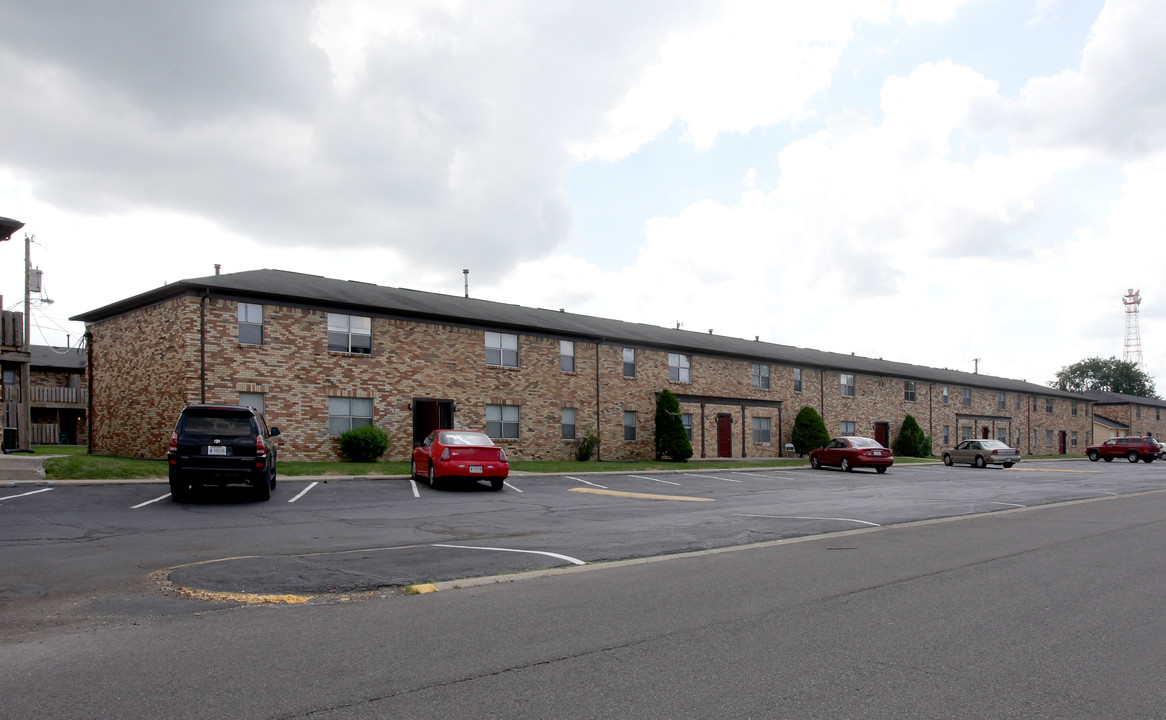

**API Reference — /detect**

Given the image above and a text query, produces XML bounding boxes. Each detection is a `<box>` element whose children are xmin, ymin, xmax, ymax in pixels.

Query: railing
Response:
<box><xmin>0</xmin><ymin>310</ymin><xmax>23</xmax><ymax>348</ymax></box>
<box><xmin>30</xmin><ymin>386</ymin><xmax>88</xmax><ymax>404</ymax></box>
<box><xmin>32</xmin><ymin>423</ymin><xmax>60</xmax><ymax>444</ymax></box>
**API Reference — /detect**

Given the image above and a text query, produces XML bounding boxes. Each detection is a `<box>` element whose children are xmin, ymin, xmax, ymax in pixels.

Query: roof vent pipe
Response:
<box><xmin>463</xmin><ymin>268</ymin><xmax>469</xmax><ymax>298</ymax></box>
<box><xmin>214</xmin><ymin>264</ymin><xmax>221</xmax><ymax>275</ymax></box>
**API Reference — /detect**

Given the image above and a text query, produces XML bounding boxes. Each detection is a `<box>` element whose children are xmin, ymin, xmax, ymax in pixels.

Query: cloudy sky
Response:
<box><xmin>2</xmin><ymin>0</ymin><xmax>1164</xmax><ymax>389</ymax></box>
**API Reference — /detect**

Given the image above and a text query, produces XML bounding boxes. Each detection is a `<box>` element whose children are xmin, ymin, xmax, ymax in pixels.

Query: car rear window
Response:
<box><xmin>849</xmin><ymin>438</ymin><xmax>883</xmax><ymax>448</ymax></box>
<box><xmin>180</xmin><ymin>414</ymin><xmax>254</xmax><ymax>437</ymax></box>
<box><xmin>439</xmin><ymin>431</ymin><xmax>494</xmax><ymax>446</ymax></box>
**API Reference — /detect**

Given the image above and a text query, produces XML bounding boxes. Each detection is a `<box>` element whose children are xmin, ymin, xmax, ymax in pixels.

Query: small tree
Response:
<box><xmin>574</xmin><ymin>425</ymin><xmax>601</xmax><ymax>461</ymax></box>
<box><xmin>892</xmin><ymin>414</ymin><xmax>931</xmax><ymax>457</ymax></box>
<box><xmin>339</xmin><ymin>425</ymin><xmax>391</xmax><ymax>462</ymax></box>
<box><xmin>654</xmin><ymin>389</ymin><xmax>693</xmax><ymax>462</ymax></box>
<box><xmin>791</xmin><ymin>406</ymin><xmax>830</xmax><ymax>456</ymax></box>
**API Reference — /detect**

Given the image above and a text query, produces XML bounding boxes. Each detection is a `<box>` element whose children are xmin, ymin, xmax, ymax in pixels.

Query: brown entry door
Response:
<box><xmin>716</xmin><ymin>414</ymin><xmax>733</xmax><ymax>457</ymax></box>
<box><xmin>874</xmin><ymin>422</ymin><xmax>889</xmax><ymax>448</ymax></box>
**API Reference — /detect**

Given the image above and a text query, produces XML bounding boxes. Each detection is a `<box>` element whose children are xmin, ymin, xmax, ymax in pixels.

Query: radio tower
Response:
<box><xmin>1123</xmin><ymin>289</ymin><xmax>1143</xmax><ymax>367</ymax></box>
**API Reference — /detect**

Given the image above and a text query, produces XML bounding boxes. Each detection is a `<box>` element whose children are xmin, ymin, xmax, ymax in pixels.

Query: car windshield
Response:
<box><xmin>848</xmin><ymin>437</ymin><xmax>882</xmax><ymax>448</ymax></box>
<box><xmin>181</xmin><ymin>414</ymin><xmax>253</xmax><ymax>437</ymax></box>
<box><xmin>439</xmin><ymin>431</ymin><xmax>494</xmax><ymax>446</ymax></box>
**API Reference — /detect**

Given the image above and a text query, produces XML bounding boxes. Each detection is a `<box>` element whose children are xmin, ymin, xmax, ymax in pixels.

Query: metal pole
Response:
<box><xmin>19</xmin><ymin>234</ymin><xmax>31</xmax><ymax>449</ymax></box>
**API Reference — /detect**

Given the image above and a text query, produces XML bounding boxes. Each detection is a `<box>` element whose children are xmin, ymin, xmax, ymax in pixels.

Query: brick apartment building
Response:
<box><xmin>72</xmin><ymin>269</ymin><xmax>1095</xmax><ymax>462</ymax></box>
<box><xmin>1081</xmin><ymin>389</ymin><xmax>1166</xmax><ymax>442</ymax></box>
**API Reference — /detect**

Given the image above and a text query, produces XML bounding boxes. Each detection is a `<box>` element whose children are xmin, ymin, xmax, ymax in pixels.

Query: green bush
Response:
<box><xmin>654</xmin><ymin>389</ymin><xmax>693</xmax><ymax>462</ymax></box>
<box><xmin>574</xmin><ymin>425</ymin><xmax>601</xmax><ymax>461</ymax></box>
<box><xmin>338</xmin><ymin>425</ymin><xmax>392</xmax><ymax>462</ymax></box>
<box><xmin>892</xmin><ymin>414</ymin><xmax>931</xmax><ymax>457</ymax></box>
<box><xmin>791</xmin><ymin>406</ymin><xmax>830</xmax><ymax>456</ymax></box>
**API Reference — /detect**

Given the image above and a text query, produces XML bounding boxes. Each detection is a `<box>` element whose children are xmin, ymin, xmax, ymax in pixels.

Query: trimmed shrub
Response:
<box><xmin>574</xmin><ymin>425</ymin><xmax>601</xmax><ymax>461</ymax></box>
<box><xmin>892</xmin><ymin>414</ymin><xmax>931</xmax><ymax>457</ymax></box>
<box><xmin>338</xmin><ymin>425</ymin><xmax>392</xmax><ymax>462</ymax></box>
<box><xmin>654</xmin><ymin>389</ymin><xmax>693</xmax><ymax>462</ymax></box>
<box><xmin>791</xmin><ymin>406</ymin><xmax>830</xmax><ymax>456</ymax></box>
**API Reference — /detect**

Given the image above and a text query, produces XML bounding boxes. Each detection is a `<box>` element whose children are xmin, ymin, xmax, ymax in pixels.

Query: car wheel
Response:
<box><xmin>840</xmin><ymin>457</ymin><xmax>852</xmax><ymax>472</ymax></box>
<box><xmin>810</xmin><ymin>455</ymin><xmax>820</xmax><ymax>470</ymax></box>
<box><xmin>1128</xmin><ymin>451</ymin><xmax>1139</xmax><ymax>463</ymax></box>
<box><xmin>168</xmin><ymin>473</ymin><xmax>190</xmax><ymax>503</ymax></box>
<box><xmin>974</xmin><ymin>455</ymin><xmax>986</xmax><ymax>469</ymax></box>
<box><xmin>1144</xmin><ymin>457</ymin><xmax>1155</xmax><ymax>464</ymax></box>
<box><xmin>942</xmin><ymin>454</ymin><xmax>953</xmax><ymax>467</ymax></box>
<box><xmin>490</xmin><ymin>478</ymin><xmax>504</xmax><ymax>490</ymax></box>
<box><xmin>875</xmin><ymin>467</ymin><xmax>887</xmax><ymax>474</ymax></box>
<box><xmin>1087</xmin><ymin>450</ymin><xmax>1100</xmax><ymax>462</ymax></box>
<box><xmin>1103</xmin><ymin>456</ymin><xmax>1113</xmax><ymax>462</ymax></box>
<box><xmin>254</xmin><ymin>473</ymin><xmax>271</xmax><ymax>501</ymax></box>
<box><xmin>410</xmin><ymin>459</ymin><xmax>419</xmax><ymax>480</ymax></box>
<box><xmin>428</xmin><ymin>463</ymin><xmax>440</xmax><ymax>489</ymax></box>
<box><xmin>1002</xmin><ymin>463</ymin><xmax>1013</xmax><ymax>469</ymax></box>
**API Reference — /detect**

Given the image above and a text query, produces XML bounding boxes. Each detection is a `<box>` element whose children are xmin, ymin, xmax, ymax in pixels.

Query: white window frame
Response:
<box><xmin>486</xmin><ymin>404</ymin><xmax>520</xmax><ymax>439</ymax></box>
<box><xmin>485</xmin><ymin>332</ymin><xmax>519</xmax><ymax>368</ymax></box>
<box><xmin>942</xmin><ymin>386</ymin><xmax>950</xmax><ymax>405</ymax></box>
<box><xmin>1046</xmin><ymin>430</ymin><xmax>1054</xmax><ymax>446</ymax></box>
<box><xmin>624</xmin><ymin>411</ymin><xmax>637</xmax><ymax>441</ymax></box>
<box><xmin>623</xmin><ymin>348</ymin><xmax>636</xmax><ymax>378</ymax></box>
<box><xmin>961</xmin><ymin>388</ymin><xmax>972</xmax><ymax>407</ymax></box>
<box><xmin>752</xmin><ymin>364</ymin><xmax>770</xmax><ymax>389</ymax></box>
<box><xmin>840</xmin><ymin>421</ymin><xmax>856</xmax><ymax>437</ymax></box>
<box><xmin>1047</xmin><ymin>398</ymin><xmax>1055</xmax><ymax>414</ymax></box>
<box><xmin>560</xmin><ymin>340</ymin><xmax>575</xmax><ymax>373</ymax></box>
<box><xmin>238</xmin><ymin>303</ymin><xmax>263</xmax><ymax>345</ymax></box>
<box><xmin>668</xmin><ymin>354</ymin><xmax>691</xmax><ymax>383</ymax></box>
<box><xmin>998</xmin><ymin>392</ymin><xmax>1006</xmax><ymax>411</ymax></box>
<box><xmin>840</xmin><ymin>373</ymin><xmax>855</xmax><ymax>397</ymax></box>
<box><xmin>561</xmin><ymin>407</ymin><xmax>577</xmax><ymax>440</ymax></box>
<box><xmin>681</xmin><ymin>413</ymin><xmax>693</xmax><ymax>441</ymax></box>
<box><xmin>793</xmin><ymin>368</ymin><xmax>802</xmax><ymax>393</ymax></box>
<box><xmin>752</xmin><ymin>417</ymin><xmax>771</xmax><ymax>443</ymax></box>
<box><xmin>904</xmin><ymin>381</ymin><xmax>916</xmax><ymax>402</ymax></box>
<box><xmin>327</xmin><ymin>313</ymin><xmax>372</xmax><ymax>354</ymax></box>
<box><xmin>328</xmin><ymin>396</ymin><xmax>373</xmax><ymax>436</ymax></box>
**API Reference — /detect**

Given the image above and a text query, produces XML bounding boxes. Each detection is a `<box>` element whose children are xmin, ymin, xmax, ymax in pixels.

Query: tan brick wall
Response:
<box><xmin>85</xmin><ymin>296</ymin><xmax>1097</xmax><ymax>461</ymax></box>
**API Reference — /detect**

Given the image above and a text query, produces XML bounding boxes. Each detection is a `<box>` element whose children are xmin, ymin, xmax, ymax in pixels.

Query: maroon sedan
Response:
<box><xmin>809</xmin><ymin>436</ymin><xmax>894</xmax><ymax>473</ymax></box>
<box><xmin>412</xmin><ymin>430</ymin><xmax>509</xmax><ymax>490</ymax></box>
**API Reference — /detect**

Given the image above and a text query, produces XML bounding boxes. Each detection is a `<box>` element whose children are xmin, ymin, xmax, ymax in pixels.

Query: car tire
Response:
<box><xmin>875</xmin><ymin>467</ymin><xmax>887</xmax><ymax>474</ymax></box>
<box><xmin>254</xmin><ymin>473</ymin><xmax>271</xmax><ymax>501</ymax></box>
<box><xmin>810</xmin><ymin>455</ymin><xmax>821</xmax><ymax>470</ymax></box>
<box><xmin>1128</xmin><ymin>451</ymin><xmax>1139</xmax><ymax>463</ymax></box>
<box><xmin>1087</xmin><ymin>450</ymin><xmax>1100</xmax><ymax>462</ymax></box>
<box><xmin>942</xmin><ymin>454</ymin><xmax>953</xmax><ymax>467</ymax></box>
<box><xmin>974</xmin><ymin>455</ymin><xmax>986</xmax><ymax>469</ymax></box>
<box><xmin>1003</xmin><ymin>463</ymin><xmax>1013</xmax><ymax>469</ymax></box>
<box><xmin>428</xmin><ymin>463</ymin><xmax>440</xmax><ymax>489</ymax></box>
<box><xmin>410</xmin><ymin>459</ymin><xmax>419</xmax><ymax>480</ymax></box>
<box><xmin>490</xmin><ymin>478</ymin><xmax>504</xmax><ymax>490</ymax></box>
<box><xmin>169</xmin><ymin>474</ymin><xmax>190</xmax><ymax>503</ymax></box>
<box><xmin>1103</xmin><ymin>456</ymin><xmax>1113</xmax><ymax>462</ymax></box>
<box><xmin>1145</xmin><ymin>457</ymin><xmax>1155</xmax><ymax>464</ymax></box>
<box><xmin>840</xmin><ymin>458</ymin><xmax>852</xmax><ymax>472</ymax></box>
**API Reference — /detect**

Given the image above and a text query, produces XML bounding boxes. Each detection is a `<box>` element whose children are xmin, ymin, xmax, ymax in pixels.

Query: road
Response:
<box><xmin>3</xmin><ymin>459</ymin><xmax>1166</xmax><ymax>717</ymax></box>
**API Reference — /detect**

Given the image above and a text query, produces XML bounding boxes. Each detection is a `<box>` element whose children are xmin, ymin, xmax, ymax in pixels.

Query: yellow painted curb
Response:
<box><xmin>410</xmin><ymin>583</ymin><xmax>440</xmax><ymax>594</ymax></box>
<box><xmin>569</xmin><ymin>488</ymin><xmax>713</xmax><ymax>502</ymax></box>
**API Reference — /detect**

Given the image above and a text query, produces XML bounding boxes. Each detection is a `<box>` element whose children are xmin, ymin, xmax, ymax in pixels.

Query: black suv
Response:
<box><xmin>167</xmin><ymin>405</ymin><xmax>281</xmax><ymax>501</ymax></box>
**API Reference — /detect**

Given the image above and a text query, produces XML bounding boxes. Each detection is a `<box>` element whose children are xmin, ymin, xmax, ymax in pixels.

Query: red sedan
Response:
<box><xmin>809</xmin><ymin>436</ymin><xmax>894</xmax><ymax>473</ymax></box>
<box><xmin>412</xmin><ymin>430</ymin><xmax>509</xmax><ymax>490</ymax></box>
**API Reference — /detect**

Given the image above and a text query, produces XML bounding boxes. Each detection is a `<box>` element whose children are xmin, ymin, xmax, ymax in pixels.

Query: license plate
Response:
<box><xmin>207</xmin><ymin>446</ymin><xmax>227</xmax><ymax>456</ymax></box>
<box><xmin>469</xmin><ymin>466</ymin><xmax>483</xmax><ymax>473</ymax></box>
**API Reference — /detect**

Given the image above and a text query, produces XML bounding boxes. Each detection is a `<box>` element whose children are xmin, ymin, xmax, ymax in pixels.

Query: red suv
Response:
<box><xmin>1085</xmin><ymin>436</ymin><xmax>1162</xmax><ymax>463</ymax></box>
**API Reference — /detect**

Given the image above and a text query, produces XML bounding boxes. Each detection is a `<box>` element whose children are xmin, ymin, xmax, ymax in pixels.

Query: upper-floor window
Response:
<box><xmin>1136</xmin><ymin>405</ymin><xmax>1142</xmax><ymax>419</ymax></box>
<box><xmin>961</xmin><ymin>388</ymin><xmax>971</xmax><ymax>407</ymax></box>
<box><xmin>942</xmin><ymin>386</ymin><xmax>949</xmax><ymax>405</ymax></box>
<box><xmin>668</xmin><ymin>353</ymin><xmax>691</xmax><ymax>383</ymax></box>
<box><xmin>998</xmin><ymin>392</ymin><xmax>1006</xmax><ymax>411</ymax></box>
<box><xmin>1072</xmin><ymin>401</ymin><xmax>1079</xmax><ymax>416</ymax></box>
<box><xmin>840</xmin><ymin>420</ymin><xmax>856</xmax><ymax>436</ymax></box>
<box><xmin>752</xmin><ymin>417</ymin><xmax>772</xmax><ymax>443</ymax></box>
<box><xmin>793</xmin><ymin>368</ymin><xmax>802</xmax><ymax>393</ymax></box>
<box><xmin>752</xmin><ymin>364</ymin><xmax>770</xmax><ymax>389</ymax></box>
<box><xmin>486</xmin><ymin>404</ymin><xmax>520</xmax><ymax>439</ymax></box>
<box><xmin>560</xmin><ymin>340</ymin><xmax>575</xmax><ymax>373</ymax></box>
<box><xmin>904</xmin><ymin>381</ymin><xmax>916</xmax><ymax>402</ymax></box>
<box><xmin>624</xmin><ymin>411</ymin><xmax>637</xmax><ymax>441</ymax></box>
<box><xmin>1033</xmin><ymin>396</ymin><xmax>1039</xmax><ymax>412</ymax></box>
<box><xmin>623</xmin><ymin>348</ymin><xmax>636</xmax><ymax>378</ymax></box>
<box><xmin>238</xmin><ymin>303</ymin><xmax>263</xmax><ymax>345</ymax></box>
<box><xmin>1046</xmin><ymin>398</ymin><xmax>1054</xmax><ymax>414</ymax></box>
<box><xmin>485</xmin><ymin>332</ymin><xmax>518</xmax><ymax>367</ymax></box>
<box><xmin>328</xmin><ymin>396</ymin><xmax>372</xmax><ymax>435</ymax></box>
<box><xmin>561</xmin><ymin>407</ymin><xmax>576</xmax><ymax>440</ymax></box>
<box><xmin>327</xmin><ymin>313</ymin><xmax>371</xmax><ymax>354</ymax></box>
<box><xmin>1158</xmin><ymin>408</ymin><xmax>1161</xmax><ymax>421</ymax></box>
<box><xmin>840</xmin><ymin>373</ymin><xmax>855</xmax><ymax>397</ymax></box>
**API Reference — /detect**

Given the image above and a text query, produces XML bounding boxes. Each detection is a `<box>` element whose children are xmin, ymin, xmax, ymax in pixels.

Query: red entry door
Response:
<box><xmin>874</xmin><ymin>422</ymin><xmax>889</xmax><ymax>448</ymax></box>
<box><xmin>716</xmin><ymin>415</ymin><xmax>733</xmax><ymax>457</ymax></box>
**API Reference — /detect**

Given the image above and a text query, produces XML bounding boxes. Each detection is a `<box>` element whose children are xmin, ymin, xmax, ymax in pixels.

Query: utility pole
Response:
<box><xmin>19</xmin><ymin>233</ymin><xmax>32</xmax><ymax>449</ymax></box>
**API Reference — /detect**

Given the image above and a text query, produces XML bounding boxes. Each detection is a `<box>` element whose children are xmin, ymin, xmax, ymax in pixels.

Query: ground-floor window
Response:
<box><xmin>961</xmin><ymin>426</ymin><xmax>972</xmax><ymax>442</ymax></box>
<box><xmin>682</xmin><ymin>413</ymin><xmax>693</xmax><ymax>441</ymax></box>
<box><xmin>624</xmin><ymin>411</ymin><xmax>637</xmax><ymax>441</ymax></box>
<box><xmin>1046</xmin><ymin>430</ymin><xmax>1054</xmax><ymax>446</ymax></box>
<box><xmin>487</xmin><ymin>404</ymin><xmax>520</xmax><ymax>439</ymax></box>
<box><xmin>997</xmin><ymin>428</ymin><xmax>1007</xmax><ymax>443</ymax></box>
<box><xmin>943</xmin><ymin>425</ymin><xmax>950</xmax><ymax>445</ymax></box>
<box><xmin>561</xmin><ymin>408</ymin><xmax>576</xmax><ymax>440</ymax></box>
<box><xmin>328</xmin><ymin>396</ymin><xmax>372</xmax><ymax>435</ymax></box>
<box><xmin>840</xmin><ymin>420</ymin><xmax>855</xmax><ymax>437</ymax></box>
<box><xmin>1071</xmin><ymin>431</ymin><xmax>1078</xmax><ymax>447</ymax></box>
<box><xmin>752</xmin><ymin>417</ymin><xmax>771</xmax><ymax>443</ymax></box>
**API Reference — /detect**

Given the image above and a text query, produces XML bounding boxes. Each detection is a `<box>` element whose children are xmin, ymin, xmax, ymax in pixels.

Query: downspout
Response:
<box><xmin>700</xmin><ymin>402</ymin><xmax>706</xmax><ymax>458</ymax></box>
<box><xmin>741</xmin><ymin>404</ymin><xmax>747</xmax><ymax>458</ymax></box>
<box><xmin>200</xmin><ymin>289</ymin><xmax>208</xmax><ymax>403</ymax></box>
<box><xmin>85</xmin><ymin>330</ymin><xmax>94</xmax><ymax>455</ymax></box>
<box><xmin>778</xmin><ymin>403</ymin><xmax>783</xmax><ymax>457</ymax></box>
<box><xmin>820</xmin><ymin>368</ymin><xmax>826</xmax><ymax>421</ymax></box>
<box><xmin>928</xmin><ymin>383</ymin><xmax>933</xmax><ymax>453</ymax></box>
<box><xmin>594</xmin><ymin>339</ymin><xmax>603</xmax><ymax>462</ymax></box>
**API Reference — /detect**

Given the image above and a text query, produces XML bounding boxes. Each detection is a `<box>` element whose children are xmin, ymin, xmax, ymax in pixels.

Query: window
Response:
<box><xmin>962</xmin><ymin>426</ymin><xmax>972</xmax><ymax>441</ymax></box>
<box><xmin>1033</xmin><ymin>430</ymin><xmax>1039</xmax><ymax>447</ymax></box>
<box><xmin>1158</xmin><ymin>408</ymin><xmax>1162</xmax><ymax>421</ymax></box>
<box><xmin>327</xmin><ymin>313</ymin><xmax>371</xmax><ymax>354</ymax></box>
<box><xmin>904</xmin><ymin>381</ymin><xmax>916</xmax><ymax>402</ymax></box>
<box><xmin>623</xmin><ymin>348</ymin><xmax>636</xmax><ymax>378</ymax></box>
<box><xmin>238</xmin><ymin>303</ymin><xmax>263</xmax><ymax>345</ymax></box>
<box><xmin>942</xmin><ymin>386</ymin><xmax>949</xmax><ymax>405</ymax></box>
<box><xmin>752</xmin><ymin>364</ymin><xmax>770</xmax><ymax>389</ymax></box>
<box><xmin>840</xmin><ymin>373</ymin><xmax>855</xmax><ymax>397</ymax></box>
<box><xmin>998</xmin><ymin>393</ymin><xmax>1006</xmax><ymax>411</ymax></box>
<box><xmin>1072</xmin><ymin>401</ymin><xmax>1079</xmax><ymax>416</ymax></box>
<box><xmin>1046</xmin><ymin>398</ymin><xmax>1054</xmax><ymax>414</ymax></box>
<box><xmin>961</xmin><ymin>388</ymin><xmax>971</xmax><ymax>407</ymax></box>
<box><xmin>328</xmin><ymin>396</ymin><xmax>372</xmax><ymax>435</ymax></box>
<box><xmin>793</xmin><ymin>368</ymin><xmax>802</xmax><ymax>392</ymax></box>
<box><xmin>840</xmin><ymin>421</ymin><xmax>856</xmax><ymax>436</ymax></box>
<box><xmin>1071</xmin><ymin>431</ymin><xmax>1078</xmax><ymax>447</ymax></box>
<box><xmin>997</xmin><ymin>428</ymin><xmax>1007</xmax><ymax>443</ymax></box>
<box><xmin>668</xmin><ymin>354</ymin><xmax>691</xmax><ymax>383</ymax></box>
<box><xmin>1136</xmin><ymin>405</ymin><xmax>1142</xmax><ymax>419</ymax></box>
<box><xmin>485</xmin><ymin>332</ymin><xmax>518</xmax><ymax>367</ymax></box>
<box><xmin>239</xmin><ymin>392</ymin><xmax>264</xmax><ymax>415</ymax></box>
<box><xmin>561</xmin><ymin>408</ymin><xmax>576</xmax><ymax>440</ymax></box>
<box><xmin>752</xmin><ymin>417</ymin><xmax>771</xmax><ymax>443</ymax></box>
<box><xmin>624</xmin><ymin>411</ymin><xmax>637</xmax><ymax>441</ymax></box>
<box><xmin>681</xmin><ymin>413</ymin><xmax>693</xmax><ymax>441</ymax></box>
<box><xmin>943</xmin><ymin>425</ymin><xmax>950</xmax><ymax>445</ymax></box>
<box><xmin>560</xmin><ymin>340</ymin><xmax>575</xmax><ymax>373</ymax></box>
<box><xmin>1033</xmin><ymin>397</ymin><xmax>1039</xmax><ymax>412</ymax></box>
<box><xmin>1046</xmin><ymin>430</ymin><xmax>1054</xmax><ymax>446</ymax></box>
<box><xmin>486</xmin><ymin>404</ymin><xmax>520</xmax><ymax>439</ymax></box>
<box><xmin>1017</xmin><ymin>394</ymin><xmax>1022</xmax><ymax>410</ymax></box>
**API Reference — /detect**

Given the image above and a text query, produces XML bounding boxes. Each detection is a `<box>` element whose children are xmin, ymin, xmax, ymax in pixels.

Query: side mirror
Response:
<box><xmin>269</xmin><ymin>427</ymin><xmax>281</xmax><ymax>437</ymax></box>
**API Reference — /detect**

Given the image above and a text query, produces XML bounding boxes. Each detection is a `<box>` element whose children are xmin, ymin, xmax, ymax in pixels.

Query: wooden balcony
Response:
<box><xmin>30</xmin><ymin>386</ymin><xmax>88</xmax><ymax>406</ymax></box>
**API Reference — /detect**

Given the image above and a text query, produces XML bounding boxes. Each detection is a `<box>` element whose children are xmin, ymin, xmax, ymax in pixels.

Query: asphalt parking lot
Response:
<box><xmin>5</xmin><ymin>457</ymin><xmax>1166</xmax><ymax>612</ymax></box>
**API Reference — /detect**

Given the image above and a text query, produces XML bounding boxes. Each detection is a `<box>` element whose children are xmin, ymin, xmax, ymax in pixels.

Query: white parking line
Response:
<box><xmin>630</xmin><ymin>474</ymin><xmax>681</xmax><ymax>486</ymax></box>
<box><xmin>432</xmin><ymin>543</ymin><xmax>586</xmax><ymax>565</ymax></box>
<box><xmin>683</xmin><ymin>473</ymin><xmax>742</xmax><ymax>483</ymax></box>
<box><xmin>132</xmin><ymin>493</ymin><xmax>171</xmax><ymax>509</ymax></box>
<box><xmin>0</xmin><ymin>487</ymin><xmax>53</xmax><ymax>502</ymax></box>
<box><xmin>734</xmin><ymin>513</ymin><xmax>881</xmax><ymax>527</ymax></box>
<box><xmin>288</xmin><ymin>481</ymin><xmax>319</xmax><ymax>503</ymax></box>
<box><xmin>409</xmin><ymin>479</ymin><xmax>420</xmax><ymax>498</ymax></box>
<box><xmin>980</xmin><ymin>501</ymin><xmax>1026</xmax><ymax>508</ymax></box>
<box><xmin>503</xmin><ymin>480</ymin><xmax>523</xmax><ymax>492</ymax></box>
<box><xmin>566</xmin><ymin>475</ymin><xmax>608</xmax><ymax>489</ymax></box>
